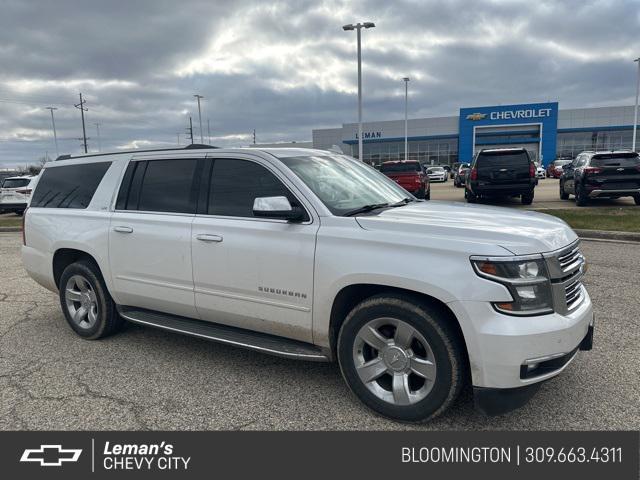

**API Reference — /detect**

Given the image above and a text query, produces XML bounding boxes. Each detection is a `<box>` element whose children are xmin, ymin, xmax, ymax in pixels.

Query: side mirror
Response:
<box><xmin>252</xmin><ymin>196</ymin><xmax>305</xmax><ymax>222</ymax></box>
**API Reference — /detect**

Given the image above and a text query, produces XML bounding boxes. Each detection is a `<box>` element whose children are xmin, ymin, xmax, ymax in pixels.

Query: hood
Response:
<box><xmin>355</xmin><ymin>201</ymin><xmax>577</xmax><ymax>255</ymax></box>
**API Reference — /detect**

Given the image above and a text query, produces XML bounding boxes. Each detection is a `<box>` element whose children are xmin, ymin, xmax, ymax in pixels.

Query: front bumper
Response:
<box><xmin>447</xmin><ymin>289</ymin><xmax>594</xmax><ymax>390</ymax></box>
<box><xmin>474</xmin><ymin>324</ymin><xmax>594</xmax><ymax>415</ymax></box>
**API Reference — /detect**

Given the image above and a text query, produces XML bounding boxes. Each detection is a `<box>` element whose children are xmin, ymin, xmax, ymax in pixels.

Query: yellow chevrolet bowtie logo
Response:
<box><xmin>466</xmin><ymin>113</ymin><xmax>487</xmax><ymax>120</ymax></box>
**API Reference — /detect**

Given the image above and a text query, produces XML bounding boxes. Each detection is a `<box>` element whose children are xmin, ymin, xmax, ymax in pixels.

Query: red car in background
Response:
<box><xmin>546</xmin><ymin>158</ymin><xmax>573</xmax><ymax>178</ymax></box>
<box><xmin>380</xmin><ymin>160</ymin><xmax>430</xmax><ymax>199</ymax></box>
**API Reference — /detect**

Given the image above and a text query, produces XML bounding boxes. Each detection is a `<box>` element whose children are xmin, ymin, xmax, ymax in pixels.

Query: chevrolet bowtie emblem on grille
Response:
<box><xmin>20</xmin><ymin>445</ymin><xmax>82</xmax><ymax>467</ymax></box>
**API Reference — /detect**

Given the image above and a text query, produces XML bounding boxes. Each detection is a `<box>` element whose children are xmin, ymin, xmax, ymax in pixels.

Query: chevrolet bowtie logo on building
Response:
<box><xmin>465</xmin><ymin>113</ymin><xmax>487</xmax><ymax>120</ymax></box>
<box><xmin>20</xmin><ymin>445</ymin><xmax>82</xmax><ymax>467</ymax></box>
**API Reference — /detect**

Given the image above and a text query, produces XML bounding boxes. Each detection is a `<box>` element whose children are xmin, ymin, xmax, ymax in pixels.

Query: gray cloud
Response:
<box><xmin>1</xmin><ymin>0</ymin><xmax>639</xmax><ymax>166</ymax></box>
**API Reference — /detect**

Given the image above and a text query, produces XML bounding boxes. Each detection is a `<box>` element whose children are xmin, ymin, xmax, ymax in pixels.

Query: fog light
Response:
<box><xmin>515</xmin><ymin>285</ymin><xmax>537</xmax><ymax>299</ymax></box>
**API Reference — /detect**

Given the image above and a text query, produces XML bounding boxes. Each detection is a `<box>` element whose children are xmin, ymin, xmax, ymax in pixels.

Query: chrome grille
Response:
<box><xmin>557</xmin><ymin>246</ymin><xmax>583</xmax><ymax>274</ymax></box>
<box><xmin>545</xmin><ymin>241</ymin><xmax>586</xmax><ymax>314</ymax></box>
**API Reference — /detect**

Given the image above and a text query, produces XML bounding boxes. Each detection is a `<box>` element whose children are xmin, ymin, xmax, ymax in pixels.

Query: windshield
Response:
<box><xmin>279</xmin><ymin>154</ymin><xmax>409</xmax><ymax>216</ymax></box>
<box><xmin>1</xmin><ymin>178</ymin><xmax>30</xmax><ymax>189</ymax></box>
<box><xmin>427</xmin><ymin>167</ymin><xmax>444</xmax><ymax>173</ymax></box>
<box><xmin>380</xmin><ymin>162</ymin><xmax>421</xmax><ymax>173</ymax></box>
<box><xmin>554</xmin><ymin>160</ymin><xmax>572</xmax><ymax>166</ymax></box>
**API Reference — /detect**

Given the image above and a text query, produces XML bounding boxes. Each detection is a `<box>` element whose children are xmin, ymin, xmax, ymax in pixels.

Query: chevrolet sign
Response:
<box><xmin>490</xmin><ymin>108</ymin><xmax>552</xmax><ymax>120</ymax></box>
<box><xmin>466</xmin><ymin>113</ymin><xmax>487</xmax><ymax>120</ymax></box>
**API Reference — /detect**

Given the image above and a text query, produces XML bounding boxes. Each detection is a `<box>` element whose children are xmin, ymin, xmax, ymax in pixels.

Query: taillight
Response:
<box><xmin>16</xmin><ymin>188</ymin><xmax>32</xmax><ymax>195</ymax></box>
<box><xmin>22</xmin><ymin>208</ymin><xmax>27</xmax><ymax>246</ymax></box>
<box><xmin>529</xmin><ymin>163</ymin><xmax>535</xmax><ymax>177</ymax></box>
<box><xmin>470</xmin><ymin>167</ymin><xmax>477</xmax><ymax>181</ymax></box>
<box><xmin>583</xmin><ymin>167</ymin><xmax>603</xmax><ymax>174</ymax></box>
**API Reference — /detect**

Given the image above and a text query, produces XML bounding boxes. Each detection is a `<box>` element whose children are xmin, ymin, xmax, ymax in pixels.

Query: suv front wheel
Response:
<box><xmin>59</xmin><ymin>260</ymin><xmax>124</xmax><ymax>340</ymax></box>
<box><xmin>575</xmin><ymin>184</ymin><xmax>588</xmax><ymax>206</ymax></box>
<box><xmin>559</xmin><ymin>180</ymin><xmax>569</xmax><ymax>200</ymax></box>
<box><xmin>337</xmin><ymin>294</ymin><xmax>465</xmax><ymax>422</ymax></box>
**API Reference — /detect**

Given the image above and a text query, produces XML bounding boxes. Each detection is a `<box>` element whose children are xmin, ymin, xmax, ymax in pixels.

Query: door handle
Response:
<box><xmin>113</xmin><ymin>226</ymin><xmax>133</xmax><ymax>233</ymax></box>
<box><xmin>196</xmin><ymin>234</ymin><xmax>223</xmax><ymax>243</ymax></box>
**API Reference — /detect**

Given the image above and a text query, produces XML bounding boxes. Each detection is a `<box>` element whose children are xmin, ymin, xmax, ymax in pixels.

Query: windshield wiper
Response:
<box><xmin>389</xmin><ymin>197</ymin><xmax>415</xmax><ymax>207</ymax></box>
<box><xmin>343</xmin><ymin>203</ymin><xmax>390</xmax><ymax>217</ymax></box>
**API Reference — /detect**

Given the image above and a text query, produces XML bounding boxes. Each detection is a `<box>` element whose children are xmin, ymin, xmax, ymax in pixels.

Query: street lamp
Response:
<box><xmin>402</xmin><ymin>77</ymin><xmax>409</xmax><ymax>161</ymax></box>
<box><xmin>45</xmin><ymin>107</ymin><xmax>59</xmax><ymax>157</ymax></box>
<box><xmin>343</xmin><ymin>21</ymin><xmax>375</xmax><ymax>161</ymax></box>
<box><xmin>633</xmin><ymin>57</ymin><xmax>640</xmax><ymax>152</ymax></box>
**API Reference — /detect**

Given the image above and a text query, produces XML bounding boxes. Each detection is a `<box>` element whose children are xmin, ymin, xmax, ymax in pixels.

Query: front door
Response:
<box><xmin>191</xmin><ymin>157</ymin><xmax>318</xmax><ymax>343</ymax></box>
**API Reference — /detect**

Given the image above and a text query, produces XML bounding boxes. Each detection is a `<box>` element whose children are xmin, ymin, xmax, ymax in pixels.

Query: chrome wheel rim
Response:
<box><xmin>64</xmin><ymin>275</ymin><xmax>98</xmax><ymax>329</ymax></box>
<box><xmin>352</xmin><ymin>317</ymin><xmax>437</xmax><ymax>406</ymax></box>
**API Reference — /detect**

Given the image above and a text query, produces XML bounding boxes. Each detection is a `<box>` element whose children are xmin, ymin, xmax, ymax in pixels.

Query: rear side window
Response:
<box><xmin>208</xmin><ymin>159</ymin><xmax>293</xmax><ymax>218</ymax></box>
<box><xmin>137</xmin><ymin>159</ymin><xmax>199</xmax><ymax>213</ymax></box>
<box><xmin>2</xmin><ymin>178</ymin><xmax>30</xmax><ymax>189</ymax></box>
<box><xmin>31</xmin><ymin>162</ymin><xmax>111</xmax><ymax>209</ymax></box>
<box><xmin>380</xmin><ymin>162</ymin><xmax>421</xmax><ymax>173</ymax></box>
<box><xmin>590</xmin><ymin>154</ymin><xmax>640</xmax><ymax>168</ymax></box>
<box><xmin>476</xmin><ymin>152</ymin><xmax>529</xmax><ymax>168</ymax></box>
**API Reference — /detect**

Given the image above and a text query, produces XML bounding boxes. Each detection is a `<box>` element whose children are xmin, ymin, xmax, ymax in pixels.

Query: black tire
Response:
<box><xmin>575</xmin><ymin>184</ymin><xmax>588</xmax><ymax>206</ymax></box>
<box><xmin>15</xmin><ymin>210</ymin><xmax>24</xmax><ymax>216</ymax></box>
<box><xmin>415</xmin><ymin>186</ymin><xmax>426</xmax><ymax>199</ymax></box>
<box><xmin>337</xmin><ymin>294</ymin><xmax>465</xmax><ymax>422</ymax></box>
<box><xmin>521</xmin><ymin>191</ymin><xmax>534</xmax><ymax>205</ymax></box>
<box><xmin>465</xmin><ymin>189</ymin><xmax>477</xmax><ymax>203</ymax></box>
<box><xmin>424</xmin><ymin>189</ymin><xmax>431</xmax><ymax>200</ymax></box>
<box><xmin>559</xmin><ymin>181</ymin><xmax>569</xmax><ymax>200</ymax></box>
<box><xmin>634</xmin><ymin>195</ymin><xmax>640</xmax><ymax>206</ymax></box>
<box><xmin>58</xmin><ymin>260</ymin><xmax>123</xmax><ymax>340</ymax></box>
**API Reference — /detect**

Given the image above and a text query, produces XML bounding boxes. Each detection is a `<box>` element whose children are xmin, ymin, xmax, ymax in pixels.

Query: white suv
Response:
<box><xmin>22</xmin><ymin>147</ymin><xmax>594</xmax><ymax>422</ymax></box>
<box><xmin>0</xmin><ymin>175</ymin><xmax>37</xmax><ymax>215</ymax></box>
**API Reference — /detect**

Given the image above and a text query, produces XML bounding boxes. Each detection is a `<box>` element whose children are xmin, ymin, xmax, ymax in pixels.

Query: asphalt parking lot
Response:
<box><xmin>0</xmin><ymin>231</ymin><xmax>638</xmax><ymax>430</ymax></box>
<box><xmin>430</xmin><ymin>176</ymin><xmax>636</xmax><ymax>209</ymax></box>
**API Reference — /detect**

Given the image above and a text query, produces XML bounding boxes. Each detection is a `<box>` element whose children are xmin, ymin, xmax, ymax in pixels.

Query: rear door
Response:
<box><xmin>588</xmin><ymin>153</ymin><xmax>640</xmax><ymax>191</ymax></box>
<box><xmin>109</xmin><ymin>156</ymin><xmax>202</xmax><ymax>319</ymax></box>
<box><xmin>476</xmin><ymin>151</ymin><xmax>531</xmax><ymax>185</ymax></box>
<box><xmin>191</xmin><ymin>155</ymin><xmax>318</xmax><ymax>343</ymax></box>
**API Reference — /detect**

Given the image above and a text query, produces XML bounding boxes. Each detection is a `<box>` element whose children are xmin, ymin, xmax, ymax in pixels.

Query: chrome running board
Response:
<box><xmin>117</xmin><ymin>306</ymin><xmax>330</xmax><ymax>362</ymax></box>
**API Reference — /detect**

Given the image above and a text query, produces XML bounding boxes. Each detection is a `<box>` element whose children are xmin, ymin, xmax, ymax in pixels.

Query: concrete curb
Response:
<box><xmin>575</xmin><ymin>228</ymin><xmax>640</xmax><ymax>243</ymax></box>
<box><xmin>0</xmin><ymin>227</ymin><xmax>21</xmax><ymax>232</ymax></box>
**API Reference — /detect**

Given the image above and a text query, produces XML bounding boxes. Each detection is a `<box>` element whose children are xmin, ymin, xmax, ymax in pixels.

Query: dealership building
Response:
<box><xmin>311</xmin><ymin>102</ymin><xmax>639</xmax><ymax>167</ymax></box>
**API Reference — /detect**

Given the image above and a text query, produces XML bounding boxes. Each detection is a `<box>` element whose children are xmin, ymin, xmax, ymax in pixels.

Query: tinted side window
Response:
<box><xmin>137</xmin><ymin>159</ymin><xmax>198</xmax><ymax>214</ymax></box>
<box><xmin>208</xmin><ymin>159</ymin><xmax>293</xmax><ymax>218</ymax></box>
<box><xmin>31</xmin><ymin>162</ymin><xmax>111</xmax><ymax>209</ymax></box>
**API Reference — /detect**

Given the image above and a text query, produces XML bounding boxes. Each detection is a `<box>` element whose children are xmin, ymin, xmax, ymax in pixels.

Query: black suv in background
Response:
<box><xmin>559</xmin><ymin>151</ymin><xmax>640</xmax><ymax>206</ymax></box>
<box><xmin>465</xmin><ymin>148</ymin><xmax>536</xmax><ymax>204</ymax></box>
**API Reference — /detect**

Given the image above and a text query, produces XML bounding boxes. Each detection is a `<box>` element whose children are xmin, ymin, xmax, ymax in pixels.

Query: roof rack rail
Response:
<box><xmin>55</xmin><ymin>144</ymin><xmax>218</xmax><ymax>161</ymax></box>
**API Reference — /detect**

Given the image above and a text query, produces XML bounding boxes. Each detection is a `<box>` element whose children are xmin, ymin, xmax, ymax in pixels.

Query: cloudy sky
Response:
<box><xmin>1</xmin><ymin>0</ymin><xmax>639</xmax><ymax>167</ymax></box>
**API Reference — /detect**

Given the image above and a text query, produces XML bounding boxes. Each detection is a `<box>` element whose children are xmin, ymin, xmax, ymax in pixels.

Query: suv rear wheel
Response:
<box><xmin>59</xmin><ymin>260</ymin><xmax>123</xmax><ymax>339</ymax></box>
<box><xmin>465</xmin><ymin>189</ymin><xmax>477</xmax><ymax>203</ymax></box>
<box><xmin>521</xmin><ymin>191</ymin><xmax>534</xmax><ymax>205</ymax></box>
<box><xmin>634</xmin><ymin>195</ymin><xmax>640</xmax><ymax>206</ymax></box>
<box><xmin>337</xmin><ymin>294</ymin><xmax>465</xmax><ymax>422</ymax></box>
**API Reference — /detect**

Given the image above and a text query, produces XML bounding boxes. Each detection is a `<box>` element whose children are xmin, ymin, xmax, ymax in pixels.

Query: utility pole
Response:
<box><xmin>74</xmin><ymin>93</ymin><xmax>88</xmax><ymax>153</ymax></box>
<box><xmin>45</xmin><ymin>107</ymin><xmax>59</xmax><ymax>157</ymax></box>
<box><xmin>194</xmin><ymin>94</ymin><xmax>204</xmax><ymax>143</ymax></box>
<box><xmin>186</xmin><ymin>116</ymin><xmax>194</xmax><ymax>144</ymax></box>
<box><xmin>207</xmin><ymin>118</ymin><xmax>211</xmax><ymax>144</ymax></box>
<box><xmin>633</xmin><ymin>57</ymin><xmax>640</xmax><ymax>152</ymax></box>
<box><xmin>94</xmin><ymin>122</ymin><xmax>102</xmax><ymax>152</ymax></box>
<box><xmin>253</xmin><ymin>129</ymin><xmax>256</xmax><ymax>144</ymax></box>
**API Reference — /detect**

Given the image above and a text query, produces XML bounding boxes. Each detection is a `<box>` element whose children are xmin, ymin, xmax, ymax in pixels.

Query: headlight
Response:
<box><xmin>470</xmin><ymin>256</ymin><xmax>554</xmax><ymax>316</ymax></box>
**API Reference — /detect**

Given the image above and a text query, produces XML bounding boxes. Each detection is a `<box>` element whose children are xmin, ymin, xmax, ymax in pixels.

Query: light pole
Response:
<box><xmin>402</xmin><ymin>77</ymin><xmax>409</xmax><ymax>161</ymax></box>
<box><xmin>343</xmin><ymin>21</ymin><xmax>375</xmax><ymax>161</ymax></box>
<box><xmin>45</xmin><ymin>107</ymin><xmax>59</xmax><ymax>157</ymax></box>
<box><xmin>633</xmin><ymin>57</ymin><xmax>640</xmax><ymax>152</ymax></box>
<box><xmin>194</xmin><ymin>94</ymin><xmax>204</xmax><ymax>144</ymax></box>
